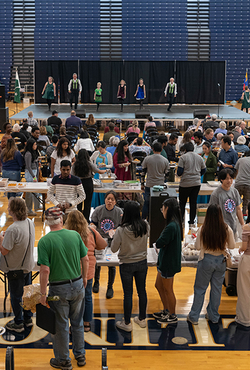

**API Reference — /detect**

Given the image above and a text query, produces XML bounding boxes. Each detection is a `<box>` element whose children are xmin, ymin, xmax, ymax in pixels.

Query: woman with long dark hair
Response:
<box><xmin>51</xmin><ymin>137</ymin><xmax>75</xmax><ymax>177</ymax></box>
<box><xmin>113</xmin><ymin>140</ymin><xmax>132</xmax><ymax>181</ymax></box>
<box><xmin>24</xmin><ymin>138</ymin><xmax>40</xmax><ymax>215</ymax></box>
<box><xmin>1</xmin><ymin>138</ymin><xmax>23</xmax><ymax>198</ymax></box>
<box><xmin>71</xmin><ymin>149</ymin><xmax>106</xmax><ymax>222</ymax></box>
<box><xmin>111</xmin><ymin>201</ymin><xmax>149</xmax><ymax>332</ymax></box>
<box><xmin>187</xmin><ymin>204</ymin><xmax>235</xmax><ymax>325</ymax></box>
<box><xmin>153</xmin><ymin>198</ymin><xmax>183</xmax><ymax>324</ymax></box>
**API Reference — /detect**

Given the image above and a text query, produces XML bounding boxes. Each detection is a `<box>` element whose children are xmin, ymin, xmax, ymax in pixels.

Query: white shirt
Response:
<box><xmin>51</xmin><ymin>149</ymin><xmax>75</xmax><ymax>175</ymax></box>
<box><xmin>164</xmin><ymin>82</ymin><xmax>177</xmax><ymax>95</ymax></box>
<box><xmin>74</xmin><ymin>138</ymin><xmax>95</xmax><ymax>153</ymax></box>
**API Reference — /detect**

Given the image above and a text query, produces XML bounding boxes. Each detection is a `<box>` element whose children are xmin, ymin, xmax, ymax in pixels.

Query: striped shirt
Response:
<box><xmin>47</xmin><ymin>174</ymin><xmax>86</xmax><ymax>213</ymax></box>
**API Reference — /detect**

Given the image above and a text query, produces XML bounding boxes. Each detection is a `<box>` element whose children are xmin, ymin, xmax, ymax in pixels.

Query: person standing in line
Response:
<box><xmin>187</xmin><ymin>204</ymin><xmax>235</xmax><ymax>325</ymax></box>
<box><xmin>68</xmin><ymin>73</ymin><xmax>82</xmax><ymax>110</ymax></box>
<box><xmin>94</xmin><ymin>82</ymin><xmax>102</xmax><ymax>111</ymax></box>
<box><xmin>113</xmin><ymin>140</ymin><xmax>132</xmax><ymax>181</ymax></box>
<box><xmin>38</xmin><ymin>206</ymin><xmax>89</xmax><ymax>369</ymax></box>
<box><xmin>134</xmin><ymin>78</ymin><xmax>146</xmax><ymax>110</ymax></box>
<box><xmin>0</xmin><ymin>198</ymin><xmax>35</xmax><ymax>333</ymax></box>
<box><xmin>111</xmin><ymin>201</ymin><xmax>149</xmax><ymax>332</ymax></box>
<box><xmin>235</xmin><ymin>151</ymin><xmax>250</xmax><ymax>215</ymax></box>
<box><xmin>241</xmin><ymin>86</ymin><xmax>250</xmax><ymax>113</ymax></box>
<box><xmin>41</xmin><ymin>76</ymin><xmax>56</xmax><ymax>111</ymax></box>
<box><xmin>164</xmin><ymin>77</ymin><xmax>177</xmax><ymax>112</ymax></box>
<box><xmin>117</xmin><ymin>79</ymin><xmax>126</xmax><ymax>112</ymax></box>
<box><xmin>153</xmin><ymin>198</ymin><xmax>183</xmax><ymax>324</ymax></box>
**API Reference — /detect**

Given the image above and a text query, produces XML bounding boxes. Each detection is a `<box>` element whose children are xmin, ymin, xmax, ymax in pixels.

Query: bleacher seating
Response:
<box><xmin>0</xmin><ymin>1</ymin><xmax>13</xmax><ymax>93</ymax></box>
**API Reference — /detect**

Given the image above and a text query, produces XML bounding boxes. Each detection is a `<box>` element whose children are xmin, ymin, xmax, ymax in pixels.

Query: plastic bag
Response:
<box><xmin>22</xmin><ymin>284</ymin><xmax>42</xmax><ymax>313</ymax></box>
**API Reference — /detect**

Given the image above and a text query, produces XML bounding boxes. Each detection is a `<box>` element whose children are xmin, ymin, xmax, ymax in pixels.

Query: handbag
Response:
<box><xmin>5</xmin><ymin>219</ymin><xmax>31</xmax><ymax>280</ymax></box>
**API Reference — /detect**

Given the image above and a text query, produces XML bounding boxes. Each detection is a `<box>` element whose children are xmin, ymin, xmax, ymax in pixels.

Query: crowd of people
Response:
<box><xmin>1</xmin><ymin>112</ymin><xmax>250</xmax><ymax>369</ymax></box>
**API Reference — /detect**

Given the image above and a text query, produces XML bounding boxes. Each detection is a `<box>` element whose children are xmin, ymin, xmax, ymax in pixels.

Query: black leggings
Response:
<box><xmin>77</xmin><ymin>177</ymin><xmax>93</xmax><ymax>223</ymax></box>
<box><xmin>179</xmin><ymin>185</ymin><xmax>200</xmax><ymax>224</ymax></box>
<box><xmin>118</xmin><ymin>98</ymin><xmax>124</xmax><ymax>111</ymax></box>
<box><xmin>47</xmin><ymin>99</ymin><xmax>53</xmax><ymax>110</ymax></box>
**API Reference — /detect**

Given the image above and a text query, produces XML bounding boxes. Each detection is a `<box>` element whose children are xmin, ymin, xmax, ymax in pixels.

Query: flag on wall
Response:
<box><xmin>14</xmin><ymin>70</ymin><xmax>20</xmax><ymax>103</ymax></box>
<box><xmin>243</xmin><ymin>68</ymin><xmax>248</xmax><ymax>91</ymax></box>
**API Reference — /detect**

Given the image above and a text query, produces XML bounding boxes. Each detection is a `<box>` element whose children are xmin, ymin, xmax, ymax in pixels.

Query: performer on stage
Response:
<box><xmin>134</xmin><ymin>78</ymin><xmax>146</xmax><ymax>109</ymax></box>
<box><xmin>41</xmin><ymin>76</ymin><xmax>56</xmax><ymax>111</ymax></box>
<box><xmin>241</xmin><ymin>86</ymin><xmax>250</xmax><ymax>113</ymax></box>
<box><xmin>94</xmin><ymin>82</ymin><xmax>102</xmax><ymax>111</ymax></box>
<box><xmin>117</xmin><ymin>80</ymin><xmax>126</xmax><ymax>112</ymax></box>
<box><xmin>68</xmin><ymin>73</ymin><xmax>82</xmax><ymax>110</ymax></box>
<box><xmin>164</xmin><ymin>77</ymin><xmax>177</xmax><ymax>112</ymax></box>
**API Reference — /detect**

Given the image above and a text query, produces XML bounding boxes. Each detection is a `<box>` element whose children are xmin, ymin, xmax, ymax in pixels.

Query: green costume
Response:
<box><xmin>42</xmin><ymin>82</ymin><xmax>54</xmax><ymax>100</ymax></box>
<box><xmin>242</xmin><ymin>91</ymin><xmax>250</xmax><ymax>109</ymax></box>
<box><xmin>95</xmin><ymin>88</ymin><xmax>102</xmax><ymax>103</ymax></box>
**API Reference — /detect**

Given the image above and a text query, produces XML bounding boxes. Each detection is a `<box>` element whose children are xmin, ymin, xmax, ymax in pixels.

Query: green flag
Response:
<box><xmin>14</xmin><ymin>70</ymin><xmax>20</xmax><ymax>103</ymax></box>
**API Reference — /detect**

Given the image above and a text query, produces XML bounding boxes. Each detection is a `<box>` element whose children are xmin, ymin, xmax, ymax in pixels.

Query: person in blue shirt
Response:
<box><xmin>218</xmin><ymin>135</ymin><xmax>238</xmax><ymax>171</ymax></box>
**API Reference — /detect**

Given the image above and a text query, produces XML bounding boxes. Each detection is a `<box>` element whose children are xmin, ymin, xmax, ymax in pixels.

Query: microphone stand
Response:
<box><xmin>217</xmin><ymin>83</ymin><xmax>221</xmax><ymax>118</ymax></box>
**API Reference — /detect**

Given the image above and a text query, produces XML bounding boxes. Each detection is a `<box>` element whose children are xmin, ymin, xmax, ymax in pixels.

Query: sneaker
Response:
<box><xmin>6</xmin><ymin>321</ymin><xmax>24</xmax><ymax>333</ymax></box>
<box><xmin>157</xmin><ymin>313</ymin><xmax>178</xmax><ymax>324</ymax></box>
<box><xmin>106</xmin><ymin>287</ymin><xmax>114</xmax><ymax>299</ymax></box>
<box><xmin>134</xmin><ymin>316</ymin><xmax>146</xmax><ymax>328</ymax></box>
<box><xmin>116</xmin><ymin>320</ymin><xmax>132</xmax><ymax>332</ymax></box>
<box><xmin>92</xmin><ymin>282</ymin><xmax>99</xmax><ymax>293</ymax></box>
<box><xmin>187</xmin><ymin>315</ymin><xmax>198</xmax><ymax>325</ymax></box>
<box><xmin>50</xmin><ymin>358</ymin><xmax>72</xmax><ymax>370</ymax></box>
<box><xmin>153</xmin><ymin>309</ymin><xmax>169</xmax><ymax>320</ymax></box>
<box><xmin>205</xmin><ymin>313</ymin><xmax>218</xmax><ymax>324</ymax></box>
<box><xmin>75</xmin><ymin>354</ymin><xmax>86</xmax><ymax>367</ymax></box>
<box><xmin>24</xmin><ymin>318</ymin><xmax>33</xmax><ymax>327</ymax></box>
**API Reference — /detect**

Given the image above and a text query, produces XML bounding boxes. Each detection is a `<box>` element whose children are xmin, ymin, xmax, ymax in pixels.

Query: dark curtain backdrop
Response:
<box><xmin>176</xmin><ymin>61</ymin><xmax>225</xmax><ymax>104</ymax></box>
<box><xmin>35</xmin><ymin>61</ymin><xmax>225</xmax><ymax>104</ymax></box>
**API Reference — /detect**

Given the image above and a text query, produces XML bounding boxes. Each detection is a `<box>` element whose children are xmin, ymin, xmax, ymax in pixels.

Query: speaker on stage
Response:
<box><xmin>193</xmin><ymin>109</ymin><xmax>209</xmax><ymax>119</ymax></box>
<box><xmin>0</xmin><ymin>85</ymin><xmax>6</xmax><ymax>109</ymax></box>
<box><xmin>149</xmin><ymin>188</ymin><xmax>178</xmax><ymax>247</ymax></box>
<box><xmin>0</xmin><ymin>107</ymin><xmax>9</xmax><ymax>133</ymax></box>
<box><xmin>76</xmin><ymin>109</ymin><xmax>86</xmax><ymax>118</ymax></box>
<box><xmin>135</xmin><ymin>110</ymin><xmax>150</xmax><ymax>119</ymax></box>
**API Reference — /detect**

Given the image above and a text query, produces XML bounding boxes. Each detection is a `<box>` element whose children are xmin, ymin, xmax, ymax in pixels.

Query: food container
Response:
<box><xmin>0</xmin><ymin>178</ymin><xmax>8</xmax><ymax>187</ymax></box>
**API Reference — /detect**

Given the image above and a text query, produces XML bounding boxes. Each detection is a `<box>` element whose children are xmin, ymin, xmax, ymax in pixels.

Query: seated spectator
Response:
<box><xmin>47</xmin><ymin>110</ymin><xmax>62</xmax><ymax>134</ymax></box>
<box><xmin>227</xmin><ymin>131</ymin><xmax>235</xmax><ymax>149</ymax></box>
<box><xmin>144</xmin><ymin>116</ymin><xmax>156</xmax><ymax>132</ymax></box>
<box><xmin>240</xmin><ymin>121</ymin><xmax>248</xmax><ymax>136</ymax></box>
<box><xmin>41</xmin><ymin>119</ymin><xmax>53</xmax><ymax>135</ymax></box>
<box><xmin>203</xmin><ymin>128</ymin><xmax>216</xmax><ymax>143</ymax></box>
<box><xmin>20</xmin><ymin>121</ymin><xmax>31</xmax><ymax>140</ymax></box>
<box><xmin>235</xmin><ymin>136</ymin><xmax>250</xmax><ymax>153</ymax></box>
<box><xmin>59</xmin><ymin>126</ymin><xmax>72</xmax><ymax>143</ymax></box>
<box><xmin>65</xmin><ymin>110</ymin><xmax>82</xmax><ymax>132</ymax></box>
<box><xmin>104</xmin><ymin>118</ymin><xmax>119</xmax><ymax>134</ymax></box>
<box><xmin>86</xmin><ymin>114</ymin><xmax>97</xmax><ymax>127</ymax></box>
<box><xmin>129</xmin><ymin>137</ymin><xmax>151</xmax><ymax>155</ymax></box>
<box><xmin>232</xmin><ymin>126</ymin><xmax>242</xmax><ymax>144</ymax></box>
<box><xmin>165</xmin><ymin>134</ymin><xmax>179</xmax><ymax>162</ymax></box>
<box><xmin>203</xmin><ymin>114</ymin><xmax>218</xmax><ymax>130</ymax></box>
<box><xmin>11</xmin><ymin>123</ymin><xmax>27</xmax><ymax>151</ymax></box>
<box><xmin>193</xmin><ymin>131</ymin><xmax>205</xmax><ymax>155</ymax></box>
<box><xmin>46</xmin><ymin>135</ymin><xmax>58</xmax><ymax>162</ymax></box>
<box><xmin>103</xmin><ymin>122</ymin><xmax>119</xmax><ymax>144</ymax></box>
<box><xmin>214</xmin><ymin>121</ymin><xmax>227</xmax><ymax>136</ymax></box>
<box><xmin>27</xmin><ymin>111</ymin><xmax>38</xmax><ymax>127</ymax></box>
<box><xmin>74</xmin><ymin>130</ymin><xmax>95</xmax><ymax>154</ymax></box>
<box><xmin>1</xmin><ymin>122</ymin><xmax>12</xmax><ymax>149</ymax></box>
<box><xmin>126</xmin><ymin>120</ymin><xmax>140</xmax><ymax>135</ymax></box>
<box><xmin>106</xmin><ymin>136</ymin><xmax>120</xmax><ymax>170</ymax></box>
<box><xmin>37</xmin><ymin>126</ymin><xmax>50</xmax><ymax>150</ymax></box>
<box><xmin>218</xmin><ymin>135</ymin><xmax>238</xmax><ymax>171</ymax></box>
<box><xmin>212</xmin><ymin>133</ymin><xmax>224</xmax><ymax>153</ymax></box>
<box><xmin>187</xmin><ymin>118</ymin><xmax>203</xmax><ymax>133</ymax></box>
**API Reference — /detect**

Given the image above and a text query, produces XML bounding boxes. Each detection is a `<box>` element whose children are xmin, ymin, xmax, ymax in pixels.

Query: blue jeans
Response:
<box><xmin>119</xmin><ymin>259</ymin><xmax>148</xmax><ymax>324</ymax></box>
<box><xmin>25</xmin><ymin>169</ymin><xmax>40</xmax><ymax>211</ymax></box>
<box><xmin>8</xmin><ymin>271</ymin><xmax>32</xmax><ymax>324</ymax></box>
<box><xmin>2</xmin><ymin>169</ymin><xmax>21</xmax><ymax>199</ymax></box>
<box><xmin>49</xmin><ymin>279</ymin><xmax>85</xmax><ymax>362</ymax></box>
<box><xmin>142</xmin><ymin>186</ymin><xmax>150</xmax><ymax>220</ymax></box>
<box><xmin>83</xmin><ymin>278</ymin><xmax>93</xmax><ymax>322</ymax></box>
<box><xmin>189</xmin><ymin>254</ymin><xmax>226</xmax><ymax>323</ymax></box>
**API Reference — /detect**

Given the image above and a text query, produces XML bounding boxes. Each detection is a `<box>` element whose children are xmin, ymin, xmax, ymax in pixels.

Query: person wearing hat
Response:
<box><xmin>47</xmin><ymin>110</ymin><xmax>62</xmax><ymax>135</ymax></box>
<box><xmin>47</xmin><ymin>160</ymin><xmax>86</xmax><ymax>216</ymax></box>
<box><xmin>235</xmin><ymin>136</ymin><xmax>250</xmax><ymax>153</ymax></box>
<box><xmin>68</xmin><ymin>73</ymin><xmax>82</xmax><ymax>110</ymax></box>
<box><xmin>193</xmin><ymin>131</ymin><xmax>205</xmax><ymax>155</ymax></box>
<box><xmin>38</xmin><ymin>206</ymin><xmax>89</xmax><ymax>369</ymax></box>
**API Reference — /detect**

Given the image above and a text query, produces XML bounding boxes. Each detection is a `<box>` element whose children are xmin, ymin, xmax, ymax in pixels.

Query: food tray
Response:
<box><xmin>207</xmin><ymin>181</ymin><xmax>220</xmax><ymax>187</ymax></box>
<box><xmin>0</xmin><ymin>178</ymin><xmax>8</xmax><ymax>187</ymax></box>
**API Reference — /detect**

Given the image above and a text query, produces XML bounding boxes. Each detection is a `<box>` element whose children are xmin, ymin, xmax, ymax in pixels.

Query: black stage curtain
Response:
<box><xmin>35</xmin><ymin>61</ymin><xmax>225</xmax><ymax>105</ymax></box>
<box><xmin>176</xmin><ymin>61</ymin><xmax>225</xmax><ymax>104</ymax></box>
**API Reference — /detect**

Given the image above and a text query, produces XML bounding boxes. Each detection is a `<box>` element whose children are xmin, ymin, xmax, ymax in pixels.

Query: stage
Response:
<box><xmin>10</xmin><ymin>103</ymin><xmax>250</xmax><ymax>128</ymax></box>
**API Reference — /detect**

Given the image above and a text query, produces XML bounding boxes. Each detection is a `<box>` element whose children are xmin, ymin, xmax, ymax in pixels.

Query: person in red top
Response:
<box><xmin>113</xmin><ymin>140</ymin><xmax>132</xmax><ymax>181</ymax></box>
<box><xmin>104</xmin><ymin>119</ymin><xmax>120</xmax><ymax>134</ymax></box>
<box><xmin>65</xmin><ymin>210</ymin><xmax>107</xmax><ymax>332</ymax></box>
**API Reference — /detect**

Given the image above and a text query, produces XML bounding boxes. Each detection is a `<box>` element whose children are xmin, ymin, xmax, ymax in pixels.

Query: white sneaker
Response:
<box><xmin>116</xmin><ymin>320</ymin><xmax>132</xmax><ymax>332</ymax></box>
<box><xmin>134</xmin><ymin>316</ymin><xmax>146</xmax><ymax>328</ymax></box>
